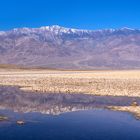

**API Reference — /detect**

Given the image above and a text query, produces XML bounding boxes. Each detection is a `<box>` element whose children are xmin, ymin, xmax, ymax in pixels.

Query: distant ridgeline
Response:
<box><xmin>0</xmin><ymin>25</ymin><xmax>140</xmax><ymax>69</ymax></box>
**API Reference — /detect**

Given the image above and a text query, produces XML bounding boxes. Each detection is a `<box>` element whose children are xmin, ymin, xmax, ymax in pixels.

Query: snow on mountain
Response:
<box><xmin>0</xmin><ymin>25</ymin><xmax>140</xmax><ymax>69</ymax></box>
<box><xmin>1</xmin><ymin>25</ymin><xmax>139</xmax><ymax>36</ymax></box>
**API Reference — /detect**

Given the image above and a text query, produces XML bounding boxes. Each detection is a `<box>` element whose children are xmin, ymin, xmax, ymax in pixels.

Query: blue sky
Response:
<box><xmin>0</xmin><ymin>0</ymin><xmax>140</xmax><ymax>30</ymax></box>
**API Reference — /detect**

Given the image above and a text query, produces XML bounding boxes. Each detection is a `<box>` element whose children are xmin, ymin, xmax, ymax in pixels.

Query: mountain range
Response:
<box><xmin>0</xmin><ymin>25</ymin><xmax>140</xmax><ymax>69</ymax></box>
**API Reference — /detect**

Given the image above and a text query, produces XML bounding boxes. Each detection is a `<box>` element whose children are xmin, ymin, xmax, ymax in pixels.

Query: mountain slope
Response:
<box><xmin>0</xmin><ymin>25</ymin><xmax>140</xmax><ymax>69</ymax></box>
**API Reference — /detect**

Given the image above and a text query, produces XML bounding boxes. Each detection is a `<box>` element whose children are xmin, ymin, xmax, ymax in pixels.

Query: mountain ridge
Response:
<box><xmin>1</xmin><ymin>25</ymin><xmax>140</xmax><ymax>34</ymax></box>
<box><xmin>0</xmin><ymin>25</ymin><xmax>140</xmax><ymax>69</ymax></box>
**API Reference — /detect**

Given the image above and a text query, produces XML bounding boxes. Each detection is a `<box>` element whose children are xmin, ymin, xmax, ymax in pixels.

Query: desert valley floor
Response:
<box><xmin>0</xmin><ymin>69</ymin><xmax>140</xmax><ymax>118</ymax></box>
<box><xmin>0</xmin><ymin>69</ymin><xmax>140</xmax><ymax>97</ymax></box>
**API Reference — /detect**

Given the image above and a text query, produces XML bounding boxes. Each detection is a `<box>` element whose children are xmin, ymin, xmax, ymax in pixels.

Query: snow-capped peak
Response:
<box><xmin>120</xmin><ymin>27</ymin><xmax>136</xmax><ymax>31</ymax></box>
<box><xmin>40</xmin><ymin>25</ymin><xmax>92</xmax><ymax>34</ymax></box>
<box><xmin>40</xmin><ymin>25</ymin><xmax>62</xmax><ymax>30</ymax></box>
<box><xmin>0</xmin><ymin>25</ymin><xmax>140</xmax><ymax>37</ymax></box>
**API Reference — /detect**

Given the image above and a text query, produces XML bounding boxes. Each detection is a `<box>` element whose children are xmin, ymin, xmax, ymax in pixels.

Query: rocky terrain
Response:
<box><xmin>0</xmin><ymin>25</ymin><xmax>140</xmax><ymax>69</ymax></box>
<box><xmin>0</xmin><ymin>69</ymin><xmax>140</xmax><ymax>97</ymax></box>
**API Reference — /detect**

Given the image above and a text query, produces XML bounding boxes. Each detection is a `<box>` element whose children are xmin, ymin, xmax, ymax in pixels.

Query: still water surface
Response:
<box><xmin>0</xmin><ymin>86</ymin><xmax>140</xmax><ymax>140</ymax></box>
<box><xmin>0</xmin><ymin>109</ymin><xmax>140</xmax><ymax>140</ymax></box>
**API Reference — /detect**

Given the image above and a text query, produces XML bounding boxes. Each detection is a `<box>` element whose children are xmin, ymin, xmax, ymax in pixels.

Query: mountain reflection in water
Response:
<box><xmin>1</xmin><ymin>86</ymin><xmax>140</xmax><ymax>115</ymax></box>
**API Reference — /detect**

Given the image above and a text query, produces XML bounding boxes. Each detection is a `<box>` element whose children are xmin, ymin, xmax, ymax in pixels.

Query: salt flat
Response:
<box><xmin>0</xmin><ymin>69</ymin><xmax>140</xmax><ymax>97</ymax></box>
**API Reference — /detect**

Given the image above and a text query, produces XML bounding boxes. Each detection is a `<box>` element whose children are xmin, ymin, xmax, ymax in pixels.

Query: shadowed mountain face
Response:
<box><xmin>0</xmin><ymin>25</ymin><xmax>140</xmax><ymax>69</ymax></box>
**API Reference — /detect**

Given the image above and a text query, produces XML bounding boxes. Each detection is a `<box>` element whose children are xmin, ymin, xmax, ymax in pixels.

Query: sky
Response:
<box><xmin>0</xmin><ymin>0</ymin><xmax>140</xmax><ymax>30</ymax></box>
